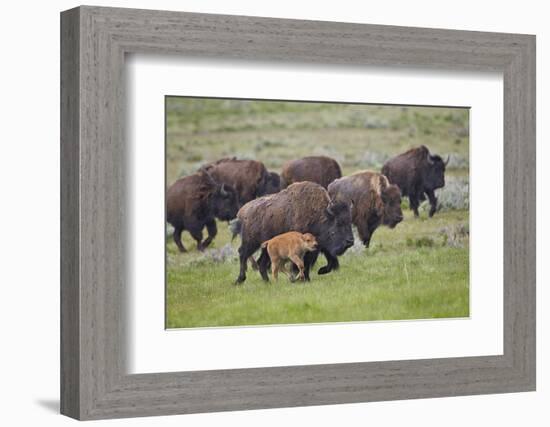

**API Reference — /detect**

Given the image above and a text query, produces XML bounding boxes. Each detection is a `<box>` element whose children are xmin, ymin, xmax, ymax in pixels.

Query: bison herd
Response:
<box><xmin>166</xmin><ymin>145</ymin><xmax>449</xmax><ymax>284</ymax></box>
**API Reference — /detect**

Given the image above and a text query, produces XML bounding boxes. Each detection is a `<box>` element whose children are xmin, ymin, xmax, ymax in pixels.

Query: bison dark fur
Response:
<box><xmin>382</xmin><ymin>145</ymin><xmax>449</xmax><ymax>217</ymax></box>
<box><xmin>232</xmin><ymin>181</ymin><xmax>354</xmax><ymax>284</ymax></box>
<box><xmin>280</xmin><ymin>156</ymin><xmax>342</xmax><ymax>189</ymax></box>
<box><xmin>166</xmin><ymin>170</ymin><xmax>239</xmax><ymax>252</ymax></box>
<box><xmin>201</xmin><ymin>158</ymin><xmax>280</xmax><ymax>206</ymax></box>
<box><xmin>328</xmin><ymin>171</ymin><xmax>403</xmax><ymax>248</ymax></box>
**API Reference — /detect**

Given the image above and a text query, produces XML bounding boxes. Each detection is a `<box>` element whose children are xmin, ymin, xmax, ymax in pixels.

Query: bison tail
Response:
<box><xmin>229</xmin><ymin>218</ymin><xmax>242</xmax><ymax>241</ymax></box>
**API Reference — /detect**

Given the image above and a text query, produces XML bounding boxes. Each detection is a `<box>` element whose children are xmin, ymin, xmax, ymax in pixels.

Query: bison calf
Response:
<box><xmin>328</xmin><ymin>171</ymin><xmax>403</xmax><ymax>248</ymax></box>
<box><xmin>382</xmin><ymin>145</ymin><xmax>449</xmax><ymax>217</ymax></box>
<box><xmin>280</xmin><ymin>156</ymin><xmax>342</xmax><ymax>189</ymax></box>
<box><xmin>166</xmin><ymin>170</ymin><xmax>239</xmax><ymax>252</ymax></box>
<box><xmin>261</xmin><ymin>232</ymin><xmax>318</xmax><ymax>282</ymax></box>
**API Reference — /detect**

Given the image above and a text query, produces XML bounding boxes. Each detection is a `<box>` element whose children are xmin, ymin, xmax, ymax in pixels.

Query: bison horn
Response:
<box><xmin>325</xmin><ymin>203</ymin><xmax>336</xmax><ymax>218</ymax></box>
<box><xmin>220</xmin><ymin>184</ymin><xmax>228</xmax><ymax>196</ymax></box>
<box><xmin>427</xmin><ymin>153</ymin><xmax>434</xmax><ymax>165</ymax></box>
<box><xmin>445</xmin><ymin>155</ymin><xmax>450</xmax><ymax>166</ymax></box>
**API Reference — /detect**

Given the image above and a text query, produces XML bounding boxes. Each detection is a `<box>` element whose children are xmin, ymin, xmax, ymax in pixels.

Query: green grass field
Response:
<box><xmin>166</xmin><ymin>98</ymin><xmax>470</xmax><ymax>328</ymax></box>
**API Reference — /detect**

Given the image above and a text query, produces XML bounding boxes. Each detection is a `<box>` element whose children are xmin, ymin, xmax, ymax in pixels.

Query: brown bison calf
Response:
<box><xmin>166</xmin><ymin>170</ymin><xmax>239</xmax><ymax>252</ymax></box>
<box><xmin>328</xmin><ymin>171</ymin><xmax>403</xmax><ymax>248</ymax></box>
<box><xmin>382</xmin><ymin>145</ymin><xmax>449</xmax><ymax>217</ymax></box>
<box><xmin>280</xmin><ymin>156</ymin><xmax>342</xmax><ymax>189</ymax></box>
<box><xmin>201</xmin><ymin>157</ymin><xmax>280</xmax><ymax>206</ymax></box>
<box><xmin>261</xmin><ymin>232</ymin><xmax>318</xmax><ymax>281</ymax></box>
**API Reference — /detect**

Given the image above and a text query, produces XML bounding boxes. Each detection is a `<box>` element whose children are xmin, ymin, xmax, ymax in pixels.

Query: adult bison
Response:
<box><xmin>328</xmin><ymin>171</ymin><xmax>403</xmax><ymax>248</ymax></box>
<box><xmin>382</xmin><ymin>145</ymin><xmax>449</xmax><ymax>217</ymax></box>
<box><xmin>280</xmin><ymin>156</ymin><xmax>342</xmax><ymax>189</ymax></box>
<box><xmin>201</xmin><ymin>158</ymin><xmax>280</xmax><ymax>206</ymax></box>
<box><xmin>166</xmin><ymin>170</ymin><xmax>239</xmax><ymax>252</ymax></box>
<box><xmin>230</xmin><ymin>181</ymin><xmax>354</xmax><ymax>284</ymax></box>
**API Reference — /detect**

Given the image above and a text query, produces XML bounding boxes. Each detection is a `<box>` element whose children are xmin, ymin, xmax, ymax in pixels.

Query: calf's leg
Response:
<box><xmin>289</xmin><ymin>254</ymin><xmax>305</xmax><ymax>281</ymax></box>
<box><xmin>271</xmin><ymin>258</ymin><xmax>280</xmax><ymax>281</ymax></box>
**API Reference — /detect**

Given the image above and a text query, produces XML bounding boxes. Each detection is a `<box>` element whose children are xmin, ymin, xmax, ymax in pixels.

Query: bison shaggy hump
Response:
<box><xmin>280</xmin><ymin>155</ymin><xmax>342</xmax><ymax>189</ymax></box>
<box><xmin>328</xmin><ymin>171</ymin><xmax>403</xmax><ymax>248</ymax></box>
<box><xmin>233</xmin><ymin>181</ymin><xmax>354</xmax><ymax>284</ymax></box>
<box><xmin>201</xmin><ymin>157</ymin><xmax>280</xmax><ymax>206</ymax></box>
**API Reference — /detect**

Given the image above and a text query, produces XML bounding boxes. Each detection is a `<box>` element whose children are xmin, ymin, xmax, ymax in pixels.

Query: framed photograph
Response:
<box><xmin>61</xmin><ymin>6</ymin><xmax>535</xmax><ymax>420</ymax></box>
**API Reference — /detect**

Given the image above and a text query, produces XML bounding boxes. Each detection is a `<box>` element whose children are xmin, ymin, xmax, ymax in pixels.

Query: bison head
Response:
<box><xmin>381</xmin><ymin>184</ymin><xmax>404</xmax><ymax>228</ymax></box>
<box><xmin>321</xmin><ymin>200</ymin><xmax>354</xmax><ymax>256</ymax></box>
<box><xmin>210</xmin><ymin>183</ymin><xmax>239</xmax><ymax>221</ymax></box>
<box><xmin>424</xmin><ymin>153</ymin><xmax>449</xmax><ymax>190</ymax></box>
<box><xmin>264</xmin><ymin>171</ymin><xmax>281</xmax><ymax>195</ymax></box>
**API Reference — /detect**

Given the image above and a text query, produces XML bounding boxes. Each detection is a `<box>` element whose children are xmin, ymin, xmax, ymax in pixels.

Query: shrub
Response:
<box><xmin>436</xmin><ymin>178</ymin><xmax>469</xmax><ymax>211</ymax></box>
<box><xmin>439</xmin><ymin>223</ymin><xmax>469</xmax><ymax>248</ymax></box>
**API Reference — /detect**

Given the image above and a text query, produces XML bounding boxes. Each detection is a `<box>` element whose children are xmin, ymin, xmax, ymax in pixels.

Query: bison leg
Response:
<box><xmin>303</xmin><ymin>251</ymin><xmax>318</xmax><ymax>281</ymax></box>
<box><xmin>409</xmin><ymin>195</ymin><xmax>420</xmax><ymax>217</ymax></box>
<box><xmin>236</xmin><ymin>244</ymin><xmax>254</xmax><ymax>284</ymax></box>
<box><xmin>249</xmin><ymin>255</ymin><xmax>259</xmax><ymax>270</ymax></box>
<box><xmin>364</xmin><ymin>221</ymin><xmax>380</xmax><ymax>248</ymax></box>
<box><xmin>318</xmin><ymin>250</ymin><xmax>339</xmax><ymax>275</ymax></box>
<box><xmin>199</xmin><ymin>219</ymin><xmax>217</xmax><ymax>250</ymax></box>
<box><xmin>257</xmin><ymin>248</ymin><xmax>271</xmax><ymax>282</ymax></box>
<box><xmin>188</xmin><ymin>227</ymin><xmax>205</xmax><ymax>252</ymax></box>
<box><xmin>426</xmin><ymin>189</ymin><xmax>438</xmax><ymax>217</ymax></box>
<box><xmin>172</xmin><ymin>224</ymin><xmax>187</xmax><ymax>253</ymax></box>
<box><xmin>356</xmin><ymin>220</ymin><xmax>373</xmax><ymax>248</ymax></box>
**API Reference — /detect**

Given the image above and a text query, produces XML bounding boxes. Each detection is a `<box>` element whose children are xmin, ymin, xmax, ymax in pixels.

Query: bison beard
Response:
<box><xmin>328</xmin><ymin>171</ymin><xmax>403</xmax><ymax>248</ymax></box>
<box><xmin>232</xmin><ymin>181</ymin><xmax>354</xmax><ymax>284</ymax></box>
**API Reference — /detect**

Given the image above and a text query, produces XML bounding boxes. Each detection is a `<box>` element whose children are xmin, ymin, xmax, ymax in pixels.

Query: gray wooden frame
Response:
<box><xmin>60</xmin><ymin>5</ymin><xmax>536</xmax><ymax>421</ymax></box>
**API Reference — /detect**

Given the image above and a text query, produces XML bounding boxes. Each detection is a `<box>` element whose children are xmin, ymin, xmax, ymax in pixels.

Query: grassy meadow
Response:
<box><xmin>166</xmin><ymin>97</ymin><xmax>470</xmax><ymax>328</ymax></box>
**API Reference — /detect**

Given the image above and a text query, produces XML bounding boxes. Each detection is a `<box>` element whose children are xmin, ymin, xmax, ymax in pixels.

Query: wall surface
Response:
<box><xmin>0</xmin><ymin>0</ymin><xmax>547</xmax><ymax>425</ymax></box>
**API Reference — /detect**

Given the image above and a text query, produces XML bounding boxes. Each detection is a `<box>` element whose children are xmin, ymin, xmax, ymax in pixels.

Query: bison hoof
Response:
<box><xmin>318</xmin><ymin>266</ymin><xmax>331</xmax><ymax>275</ymax></box>
<box><xmin>234</xmin><ymin>276</ymin><xmax>245</xmax><ymax>285</ymax></box>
